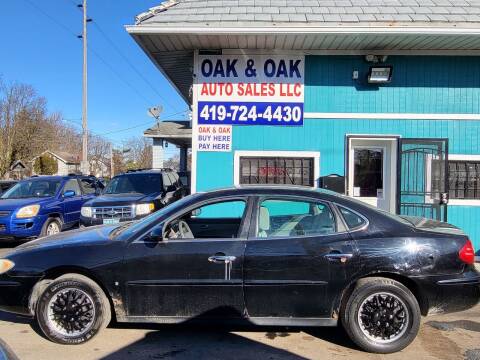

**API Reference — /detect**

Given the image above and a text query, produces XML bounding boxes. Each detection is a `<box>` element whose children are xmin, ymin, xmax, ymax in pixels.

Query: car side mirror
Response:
<box><xmin>63</xmin><ymin>190</ymin><xmax>76</xmax><ymax>198</ymax></box>
<box><xmin>148</xmin><ymin>226</ymin><xmax>164</xmax><ymax>242</ymax></box>
<box><xmin>191</xmin><ymin>208</ymin><xmax>202</xmax><ymax>217</ymax></box>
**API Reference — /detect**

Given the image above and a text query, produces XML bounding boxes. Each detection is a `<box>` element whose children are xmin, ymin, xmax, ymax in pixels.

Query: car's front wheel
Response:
<box><xmin>342</xmin><ymin>277</ymin><xmax>421</xmax><ymax>353</ymax></box>
<box><xmin>40</xmin><ymin>217</ymin><xmax>62</xmax><ymax>237</ymax></box>
<box><xmin>35</xmin><ymin>274</ymin><xmax>111</xmax><ymax>344</ymax></box>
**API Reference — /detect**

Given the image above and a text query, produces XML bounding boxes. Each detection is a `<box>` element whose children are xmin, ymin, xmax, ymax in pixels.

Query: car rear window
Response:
<box><xmin>338</xmin><ymin>206</ymin><xmax>367</xmax><ymax>229</ymax></box>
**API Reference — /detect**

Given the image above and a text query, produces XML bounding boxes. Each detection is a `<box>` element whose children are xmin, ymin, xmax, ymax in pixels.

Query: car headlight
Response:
<box><xmin>135</xmin><ymin>203</ymin><xmax>155</xmax><ymax>216</ymax></box>
<box><xmin>0</xmin><ymin>259</ymin><xmax>15</xmax><ymax>275</ymax></box>
<box><xmin>81</xmin><ymin>206</ymin><xmax>93</xmax><ymax>218</ymax></box>
<box><xmin>16</xmin><ymin>205</ymin><xmax>40</xmax><ymax>218</ymax></box>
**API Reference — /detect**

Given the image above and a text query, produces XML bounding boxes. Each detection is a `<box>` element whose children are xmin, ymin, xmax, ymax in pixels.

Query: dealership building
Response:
<box><xmin>129</xmin><ymin>0</ymin><xmax>480</xmax><ymax>249</ymax></box>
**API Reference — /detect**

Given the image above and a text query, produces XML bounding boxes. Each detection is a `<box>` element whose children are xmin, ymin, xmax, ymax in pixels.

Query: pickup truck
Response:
<box><xmin>0</xmin><ymin>175</ymin><xmax>103</xmax><ymax>242</ymax></box>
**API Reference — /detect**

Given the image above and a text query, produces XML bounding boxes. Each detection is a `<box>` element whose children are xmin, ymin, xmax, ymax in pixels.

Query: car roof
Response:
<box><xmin>195</xmin><ymin>185</ymin><xmax>346</xmax><ymax>201</ymax></box>
<box><xmin>23</xmin><ymin>175</ymin><xmax>86</xmax><ymax>181</ymax></box>
<box><xmin>115</xmin><ymin>169</ymin><xmax>176</xmax><ymax>177</ymax></box>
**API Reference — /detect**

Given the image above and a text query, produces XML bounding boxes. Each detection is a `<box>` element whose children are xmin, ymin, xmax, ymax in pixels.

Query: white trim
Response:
<box><xmin>126</xmin><ymin>25</ymin><xmax>480</xmax><ymax>36</ymax></box>
<box><xmin>448</xmin><ymin>154</ymin><xmax>480</xmax><ymax>206</ymax></box>
<box><xmin>449</xmin><ymin>154</ymin><xmax>480</xmax><ymax>161</ymax></box>
<box><xmin>233</xmin><ymin>150</ymin><xmax>320</xmax><ymax>188</ymax></box>
<box><xmin>305</xmin><ymin>113</ymin><xmax>480</xmax><ymax>120</ymax></box>
<box><xmin>449</xmin><ymin>199</ymin><xmax>480</xmax><ymax>206</ymax></box>
<box><xmin>191</xmin><ymin>50</ymin><xmax>199</xmax><ymax>194</ymax></box>
<box><xmin>223</xmin><ymin>49</ymin><xmax>480</xmax><ymax>56</ymax></box>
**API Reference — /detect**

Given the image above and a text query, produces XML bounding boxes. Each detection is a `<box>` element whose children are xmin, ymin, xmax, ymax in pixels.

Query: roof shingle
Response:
<box><xmin>134</xmin><ymin>0</ymin><xmax>480</xmax><ymax>26</ymax></box>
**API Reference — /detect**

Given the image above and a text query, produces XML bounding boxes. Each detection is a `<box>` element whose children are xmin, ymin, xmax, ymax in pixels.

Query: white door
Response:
<box><xmin>348</xmin><ymin>138</ymin><xmax>398</xmax><ymax>213</ymax></box>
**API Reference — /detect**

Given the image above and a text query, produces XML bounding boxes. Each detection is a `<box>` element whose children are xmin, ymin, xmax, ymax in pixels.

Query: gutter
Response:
<box><xmin>126</xmin><ymin>25</ymin><xmax>480</xmax><ymax>36</ymax></box>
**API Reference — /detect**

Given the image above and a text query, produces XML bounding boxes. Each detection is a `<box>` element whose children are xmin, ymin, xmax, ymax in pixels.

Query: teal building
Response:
<box><xmin>130</xmin><ymin>1</ymin><xmax>480</xmax><ymax>250</ymax></box>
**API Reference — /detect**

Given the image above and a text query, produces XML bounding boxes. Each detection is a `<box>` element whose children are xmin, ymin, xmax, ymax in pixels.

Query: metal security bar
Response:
<box><xmin>239</xmin><ymin>157</ymin><xmax>314</xmax><ymax>186</ymax></box>
<box><xmin>448</xmin><ymin>161</ymin><xmax>480</xmax><ymax>200</ymax></box>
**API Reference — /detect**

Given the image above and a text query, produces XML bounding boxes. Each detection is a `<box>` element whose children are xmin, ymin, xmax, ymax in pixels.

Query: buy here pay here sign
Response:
<box><xmin>196</xmin><ymin>55</ymin><xmax>305</xmax><ymax>127</ymax></box>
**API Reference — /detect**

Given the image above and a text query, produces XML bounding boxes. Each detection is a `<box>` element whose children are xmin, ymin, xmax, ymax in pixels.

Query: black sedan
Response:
<box><xmin>0</xmin><ymin>187</ymin><xmax>478</xmax><ymax>353</ymax></box>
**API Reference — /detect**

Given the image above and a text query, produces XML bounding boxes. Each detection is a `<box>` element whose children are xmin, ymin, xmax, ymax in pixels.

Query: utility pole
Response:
<box><xmin>81</xmin><ymin>0</ymin><xmax>89</xmax><ymax>175</ymax></box>
<box><xmin>110</xmin><ymin>143</ymin><xmax>114</xmax><ymax>178</ymax></box>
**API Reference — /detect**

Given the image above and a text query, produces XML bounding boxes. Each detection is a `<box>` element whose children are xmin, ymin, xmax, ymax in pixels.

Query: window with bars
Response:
<box><xmin>239</xmin><ymin>157</ymin><xmax>314</xmax><ymax>187</ymax></box>
<box><xmin>448</xmin><ymin>161</ymin><xmax>480</xmax><ymax>200</ymax></box>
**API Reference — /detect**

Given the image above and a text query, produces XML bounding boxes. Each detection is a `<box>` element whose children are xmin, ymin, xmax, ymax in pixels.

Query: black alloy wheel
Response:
<box><xmin>36</xmin><ymin>274</ymin><xmax>111</xmax><ymax>344</ymax></box>
<box><xmin>342</xmin><ymin>277</ymin><xmax>421</xmax><ymax>353</ymax></box>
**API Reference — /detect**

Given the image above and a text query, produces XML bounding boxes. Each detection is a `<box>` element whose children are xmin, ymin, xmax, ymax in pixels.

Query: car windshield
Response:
<box><xmin>1</xmin><ymin>179</ymin><xmax>62</xmax><ymax>199</ymax></box>
<box><xmin>112</xmin><ymin>194</ymin><xmax>200</xmax><ymax>239</ymax></box>
<box><xmin>104</xmin><ymin>174</ymin><xmax>162</xmax><ymax>195</ymax></box>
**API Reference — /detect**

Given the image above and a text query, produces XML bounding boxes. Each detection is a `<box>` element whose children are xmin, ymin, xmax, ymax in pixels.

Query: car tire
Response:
<box><xmin>35</xmin><ymin>274</ymin><xmax>111</xmax><ymax>345</ymax></box>
<box><xmin>40</xmin><ymin>217</ymin><xmax>63</xmax><ymax>237</ymax></box>
<box><xmin>341</xmin><ymin>277</ymin><xmax>421</xmax><ymax>354</ymax></box>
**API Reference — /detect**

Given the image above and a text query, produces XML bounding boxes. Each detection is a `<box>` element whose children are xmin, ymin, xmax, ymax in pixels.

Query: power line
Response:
<box><xmin>91</xmin><ymin>21</ymin><xmax>181</xmax><ymax>112</ymax></box>
<box><xmin>23</xmin><ymin>0</ymin><xmax>77</xmax><ymax>37</ymax></box>
<box><xmin>22</xmin><ymin>0</ymin><xmax>177</xmax><ymax>109</ymax></box>
<box><xmin>97</xmin><ymin>110</ymin><xmax>189</xmax><ymax>136</ymax></box>
<box><xmin>86</xmin><ymin>46</ymin><xmax>157</xmax><ymax>106</ymax></box>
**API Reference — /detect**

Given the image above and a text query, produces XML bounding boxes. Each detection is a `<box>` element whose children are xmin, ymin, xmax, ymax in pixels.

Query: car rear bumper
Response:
<box><xmin>420</xmin><ymin>270</ymin><xmax>480</xmax><ymax>315</ymax></box>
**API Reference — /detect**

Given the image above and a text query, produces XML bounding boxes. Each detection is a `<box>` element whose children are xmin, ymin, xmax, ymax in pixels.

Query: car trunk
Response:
<box><xmin>399</xmin><ymin>216</ymin><xmax>466</xmax><ymax>236</ymax></box>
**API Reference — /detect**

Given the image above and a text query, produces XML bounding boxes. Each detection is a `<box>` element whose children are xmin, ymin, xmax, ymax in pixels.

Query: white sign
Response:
<box><xmin>196</xmin><ymin>55</ymin><xmax>305</xmax><ymax>126</ymax></box>
<box><xmin>197</xmin><ymin>125</ymin><xmax>232</xmax><ymax>152</ymax></box>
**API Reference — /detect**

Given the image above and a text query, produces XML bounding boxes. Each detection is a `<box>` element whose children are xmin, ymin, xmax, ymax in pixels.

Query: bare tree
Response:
<box><xmin>0</xmin><ymin>79</ymin><xmax>111</xmax><ymax>178</ymax></box>
<box><xmin>0</xmin><ymin>80</ymin><xmax>47</xmax><ymax>177</ymax></box>
<box><xmin>123</xmin><ymin>136</ymin><xmax>152</xmax><ymax>170</ymax></box>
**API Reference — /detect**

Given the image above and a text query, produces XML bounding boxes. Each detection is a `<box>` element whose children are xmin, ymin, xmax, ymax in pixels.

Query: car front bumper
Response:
<box><xmin>80</xmin><ymin>214</ymin><xmax>147</xmax><ymax>227</ymax></box>
<box><xmin>0</xmin><ymin>215</ymin><xmax>48</xmax><ymax>241</ymax></box>
<box><xmin>0</xmin><ymin>274</ymin><xmax>41</xmax><ymax>316</ymax></box>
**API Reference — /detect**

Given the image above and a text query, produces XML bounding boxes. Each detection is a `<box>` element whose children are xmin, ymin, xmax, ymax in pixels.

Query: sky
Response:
<box><xmin>0</xmin><ymin>0</ymin><xmax>188</xmax><ymax>158</ymax></box>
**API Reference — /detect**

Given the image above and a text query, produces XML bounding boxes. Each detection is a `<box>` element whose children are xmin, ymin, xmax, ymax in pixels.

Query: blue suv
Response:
<box><xmin>0</xmin><ymin>175</ymin><xmax>103</xmax><ymax>242</ymax></box>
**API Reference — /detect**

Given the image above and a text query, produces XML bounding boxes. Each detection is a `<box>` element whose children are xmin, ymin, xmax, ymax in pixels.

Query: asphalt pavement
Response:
<box><xmin>0</xmin><ymin>245</ymin><xmax>479</xmax><ymax>360</ymax></box>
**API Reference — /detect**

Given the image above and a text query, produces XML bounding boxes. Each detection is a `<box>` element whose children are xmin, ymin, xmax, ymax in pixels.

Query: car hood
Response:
<box><xmin>85</xmin><ymin>193</ymin><xmax>160</xmax><ymax>207</ymax></box>
<box><xmin>0</xmin><ymin>197</ymin><xmax>53</xmax><ymax>211</ymax></box>
<box><xmin>12</xmin><ymin>224</ymin><xmax>118</xmax><ymax>253</ymax></box>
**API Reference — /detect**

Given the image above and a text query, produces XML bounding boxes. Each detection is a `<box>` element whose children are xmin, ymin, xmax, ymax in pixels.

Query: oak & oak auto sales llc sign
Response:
<box><xmin>195</xmin><ymin>55</ymin><xmax>305</xmax><ymax>151</ymax></box>
<box><xmin>197</xmin><ymin>55</ymin><xmax>305</xmax><ymax>126</ymax></box>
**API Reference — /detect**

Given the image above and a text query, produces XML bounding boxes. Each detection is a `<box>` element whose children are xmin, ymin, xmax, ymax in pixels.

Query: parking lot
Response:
<box><xmin>1</xmin><ymin>246</ymin><xmax>479</xmax><ymax>360</ymax></box>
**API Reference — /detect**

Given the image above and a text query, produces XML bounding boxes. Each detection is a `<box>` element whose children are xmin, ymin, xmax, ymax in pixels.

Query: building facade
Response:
<box><xmin>129</xmin><ymin>1</ymin><xmax>480</xmax><ymax>250</ymax></box>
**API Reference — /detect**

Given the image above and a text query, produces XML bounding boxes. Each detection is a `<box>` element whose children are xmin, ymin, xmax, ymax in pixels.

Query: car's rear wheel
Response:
<box><xmin>342</xmin><ymin>277</ymin><xmax>421</xmax><ymax>353</ymax></box>
<box><xmin>35</xmin><ymin>274</ymin><xmax>111</xmax><ymax>344</ymax></box>
<box><xmin>41</xmin><ymin>218</ymin><xmax>62</xmax><ymax>237</ymax></box>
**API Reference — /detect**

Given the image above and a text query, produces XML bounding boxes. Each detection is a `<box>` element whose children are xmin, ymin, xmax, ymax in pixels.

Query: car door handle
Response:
<box><xmin>208</xmin><ymin>255</ymin><xmax>236</xmax><ymax>264</ymax></box>
<box><xmin>208</xmin><ymin>254</ymin><xmax>237</xmax><ymax>281</ymax></box>
<box><xmin>324</xmin><ymin>253</ymin><xmax>353</xmax><ymax>263</ymax></box>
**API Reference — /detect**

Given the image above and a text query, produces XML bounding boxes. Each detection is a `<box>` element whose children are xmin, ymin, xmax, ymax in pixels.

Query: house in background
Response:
<box><xmin>144</xmin><ymin>120</ymin><xmax>191</xmax><ymax>172</ymax></box>
<box><xmin>89</xmin><ymin>156</ymin><xmax>110</xmax><ymax>179</ymax></box>
<box><xmin>31</xmin><ymin>150</ymin><xmax>80</xmax><ymax>176</ymax></box>
<box><xmin>6</xmin><ymin>160</ymin><xmax>29</xmax><ymax>180</ymax></box>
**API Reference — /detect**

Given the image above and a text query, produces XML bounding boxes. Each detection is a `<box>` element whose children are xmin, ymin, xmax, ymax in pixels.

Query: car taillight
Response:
<box><xmin>459</xmin><ymin>239</ymin><xmax>475</xmax><ymax>265</ymax></box>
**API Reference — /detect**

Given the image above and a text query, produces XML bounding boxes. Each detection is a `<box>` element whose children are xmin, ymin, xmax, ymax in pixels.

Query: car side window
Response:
<box><xmin>164</xmin><ymin>200</ymin><xmax>247</xmax><ymax>240</ymax></box>
<box><xmin>338</xmin><ymin>206</ymin><xmax>367</xmax><ymax>230</ymax></box>
<box><xmin>257</xmin><ymin>198</ymin><xmax>336</xmax><ymax>238</ymax></box>
<box><xmin>63</xmin><ymin>179</ymin><xmax>81</xmax><ymax>196</ymax></box>
<box><xmin>80</xmin><ymin>178</ymin><xmax>96</xmax><ymax>195</ymax></box>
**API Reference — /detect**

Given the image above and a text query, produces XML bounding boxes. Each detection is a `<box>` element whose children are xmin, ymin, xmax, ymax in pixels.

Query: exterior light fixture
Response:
<box><xmin>367</xmin><ymin>66</ymin><xmax>393</xmax><ymax>84</ymax></box>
